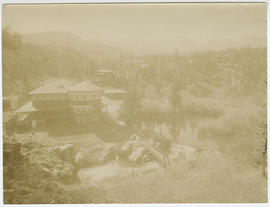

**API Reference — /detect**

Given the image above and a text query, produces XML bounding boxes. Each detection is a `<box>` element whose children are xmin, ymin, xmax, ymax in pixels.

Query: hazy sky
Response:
<box><xmin>2</xmin><ymin>3</ymin><xmax>267</xmax><ymax>42</ymax></box>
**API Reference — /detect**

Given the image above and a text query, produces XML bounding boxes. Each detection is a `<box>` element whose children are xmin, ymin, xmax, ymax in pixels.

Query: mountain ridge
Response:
<box><xmin>21</xmin><ymin>31</ymin><xmax>128</xmax><ymax>59</ymax></box>
<box><xmin>21</xmin><ymin>31</ymin><xmax>266</xmax><ymax>56</ymax></box>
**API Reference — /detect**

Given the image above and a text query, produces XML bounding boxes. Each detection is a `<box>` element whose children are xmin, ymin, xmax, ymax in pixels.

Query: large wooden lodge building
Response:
<box><xmin>16</xmin><ymin>80</ymin><xmax>103</xmax><ymax>129</ymax></box>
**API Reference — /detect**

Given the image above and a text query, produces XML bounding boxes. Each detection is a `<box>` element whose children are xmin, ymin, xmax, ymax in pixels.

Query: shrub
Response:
<box><xmin>181</xmin><ymin>92</ymin><xmax>225</xmax><ymax>117</ymax></box>
<box><xmin>197</xmin><ymin>102</ymin><xmax>266</xmax><ymax>167</ymax></box>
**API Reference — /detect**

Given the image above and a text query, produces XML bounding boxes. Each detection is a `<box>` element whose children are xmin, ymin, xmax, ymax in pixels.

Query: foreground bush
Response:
<box><xmin>3</xmin><ymin>136</ymin><xmax>109</xmax><ymax>204</ymax></box>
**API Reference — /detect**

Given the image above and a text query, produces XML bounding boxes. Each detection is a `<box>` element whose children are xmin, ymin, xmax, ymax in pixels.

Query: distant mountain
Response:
<box><xmin>21</xmin><ymin>31</ymin><xmax>266</xmax><ymax>56</ymax></box>
<box><xmin>104</xmin><ymin>36</ymin><xmax>267</xmax><ymax>55</ymax></box>
<box><xmin>199</xmin><ymin>37</ymin><xmax>267</xmax><ymax>51</ymax></box>
<box><xmin>21</xmin><ymin>31</ymin><xmax>127</xmax><ymax>59</ymax></box>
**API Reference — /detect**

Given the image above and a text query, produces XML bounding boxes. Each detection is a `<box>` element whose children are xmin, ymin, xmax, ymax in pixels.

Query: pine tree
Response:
<box><xmin>119</xmin><ymin>82</ymin><xmax>142</xmax><ymax>130</ymax></box>
<box><xmin>168</xmin><ymin>81</ymin><xmax>184</xmax><ymax>139</ymax></box>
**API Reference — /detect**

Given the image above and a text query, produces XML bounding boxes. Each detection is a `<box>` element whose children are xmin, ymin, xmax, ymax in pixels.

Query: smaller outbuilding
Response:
<box><xmin>104</xmin><ymin>88</ymin><xmax>126</xmax><ymax>100</ymax></box>
<box><xmin>95</xmin><ymin>69</ymin><xmax>115</xmax><ymax>83</ymax></box>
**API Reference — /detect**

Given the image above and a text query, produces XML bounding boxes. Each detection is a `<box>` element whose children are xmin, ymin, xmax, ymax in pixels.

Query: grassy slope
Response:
<box><xmin>101</xmin><ymin>153</ymin><xmax>267</xmax><ymax>203</ymax></box>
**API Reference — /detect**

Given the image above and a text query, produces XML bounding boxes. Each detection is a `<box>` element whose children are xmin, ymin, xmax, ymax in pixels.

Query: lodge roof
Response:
<box><xmin>16</xmin><ymin>101</ymin><xmax>70</xmax><ymax>112</ymax></box>
<box><xmin>29</xmin><ymin>80</ymin><xmax>69</xmax><ymax>95</ymax></box>
<box><xmin>69</xmin><ymin>81</ymin><xmax>103</xmax><ymax>92</ymax></box>
<box><xmin>16</xmin><ymin>101</ymin><xmax>37</xmax><ymax>113</ymax></box>
<box><xmin>29</xmin><ymin>80</ymin><xmax>103</xmax><ymax>95</ymax></box>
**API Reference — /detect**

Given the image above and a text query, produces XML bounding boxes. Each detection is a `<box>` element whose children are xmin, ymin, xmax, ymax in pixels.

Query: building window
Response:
<box><xmin>87</xmin><ymin>112</ymin><xmax>91</xmax><ymax>121</ymax></box>
<box><xmin>82</xmin><ymin>113</ymin><xmax>86</xmax><ymax>121</ymax></box>
<box><xmin>76</xmin><ymin>113</ymin><xmax>80</xmax><ymax>122</ymax></box>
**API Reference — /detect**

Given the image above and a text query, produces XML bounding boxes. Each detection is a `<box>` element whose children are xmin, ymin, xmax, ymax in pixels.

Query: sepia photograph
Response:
<box><xmin>2</xmin><ymin>2</ymin><xmax>267</xmax><ymax>204</ymax></box>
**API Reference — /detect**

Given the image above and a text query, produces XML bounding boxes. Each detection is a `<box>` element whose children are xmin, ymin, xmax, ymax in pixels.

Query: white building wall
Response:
<box><xmin>31</xmin><ymin>93</ymin><xmax>67</xmax><ymax>101</ymax></box>
<box><xmin>68</xmin><ymin>90</ymin><xmax>102</xmax><ymax>122</ymax></box>
<box><xmin>68</xmin><ymin>90</ymin><xmax>102</xmax><ymax>101</ymax></box>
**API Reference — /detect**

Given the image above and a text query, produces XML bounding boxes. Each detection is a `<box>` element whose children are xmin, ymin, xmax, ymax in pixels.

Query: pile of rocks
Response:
<box><xmin>118</xmin><ymin>134</ymin><xmax>158</xmax><ymax>164</ymax></box>
<box><xmin>75</xmin><ymin>143</ymin><xmax>120</xmax><ymax>169</ymax></box>
<box><xmin>3</xmin><ymin>137</ymin><xmax>80</xmax><ymax>203</ymax></box>
<box><xmin>73</xmin><ymin>134</ymin><xmax>157</xmax><ymax>169</ymax></box>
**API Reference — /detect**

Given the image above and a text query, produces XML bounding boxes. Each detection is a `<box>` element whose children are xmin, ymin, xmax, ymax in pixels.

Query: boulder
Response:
<box><xmin>99</xmin><ymin>143</ymin><xmax>118</xmax><ymax>162</ymax></box>
<box><xmin>121</xmin><ymin>142</ymin><xmax>132</xmax><ymax>152</ymax></box>
<box><xmin>142</xmin><ymin>152</ymin><xmax>154</xmax><ymax>163</ymax></box>
<box><xmin>129</xmin><ymin>146</ymin><xmax>146</xmax><ymax>162</ymax></box>
<box><xmin>75</xmin><ymin>148</ymin><xmax>104</xmax><ymax>169</ymax></box>
<box><xmin>118</xmin><ymin>134</ymin><xmax>160</xmax><ymax>163</ymax></box>
<box><xmin>54</xmin><ymin>144</ymin><xmax>75</xmax><ymax>163</ymax></box>
<box><xmin>129</xmin><ymin>133</ymin><xmax>141</xmax><ymax>142</ymax></box>
<box><xmin>118</xmin><ymin>142</ymin><xmax>132</xmax><ymax>159</ymax></box>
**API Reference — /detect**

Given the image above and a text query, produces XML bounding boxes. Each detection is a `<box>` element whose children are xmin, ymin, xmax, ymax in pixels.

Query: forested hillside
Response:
<box><xmin>3</xmin><ymin>27</ymin><xmax>266</xmax><ymax>100</ymax></box>
<box><xmin>2</xmin><ymin>28</ymin><xmax>97</xmax><ymax>96</ymax></box>
<box><xmin>140</xmin><ymin>47</ymin><xmax>267</xmax><ymax>98</ymax></box>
